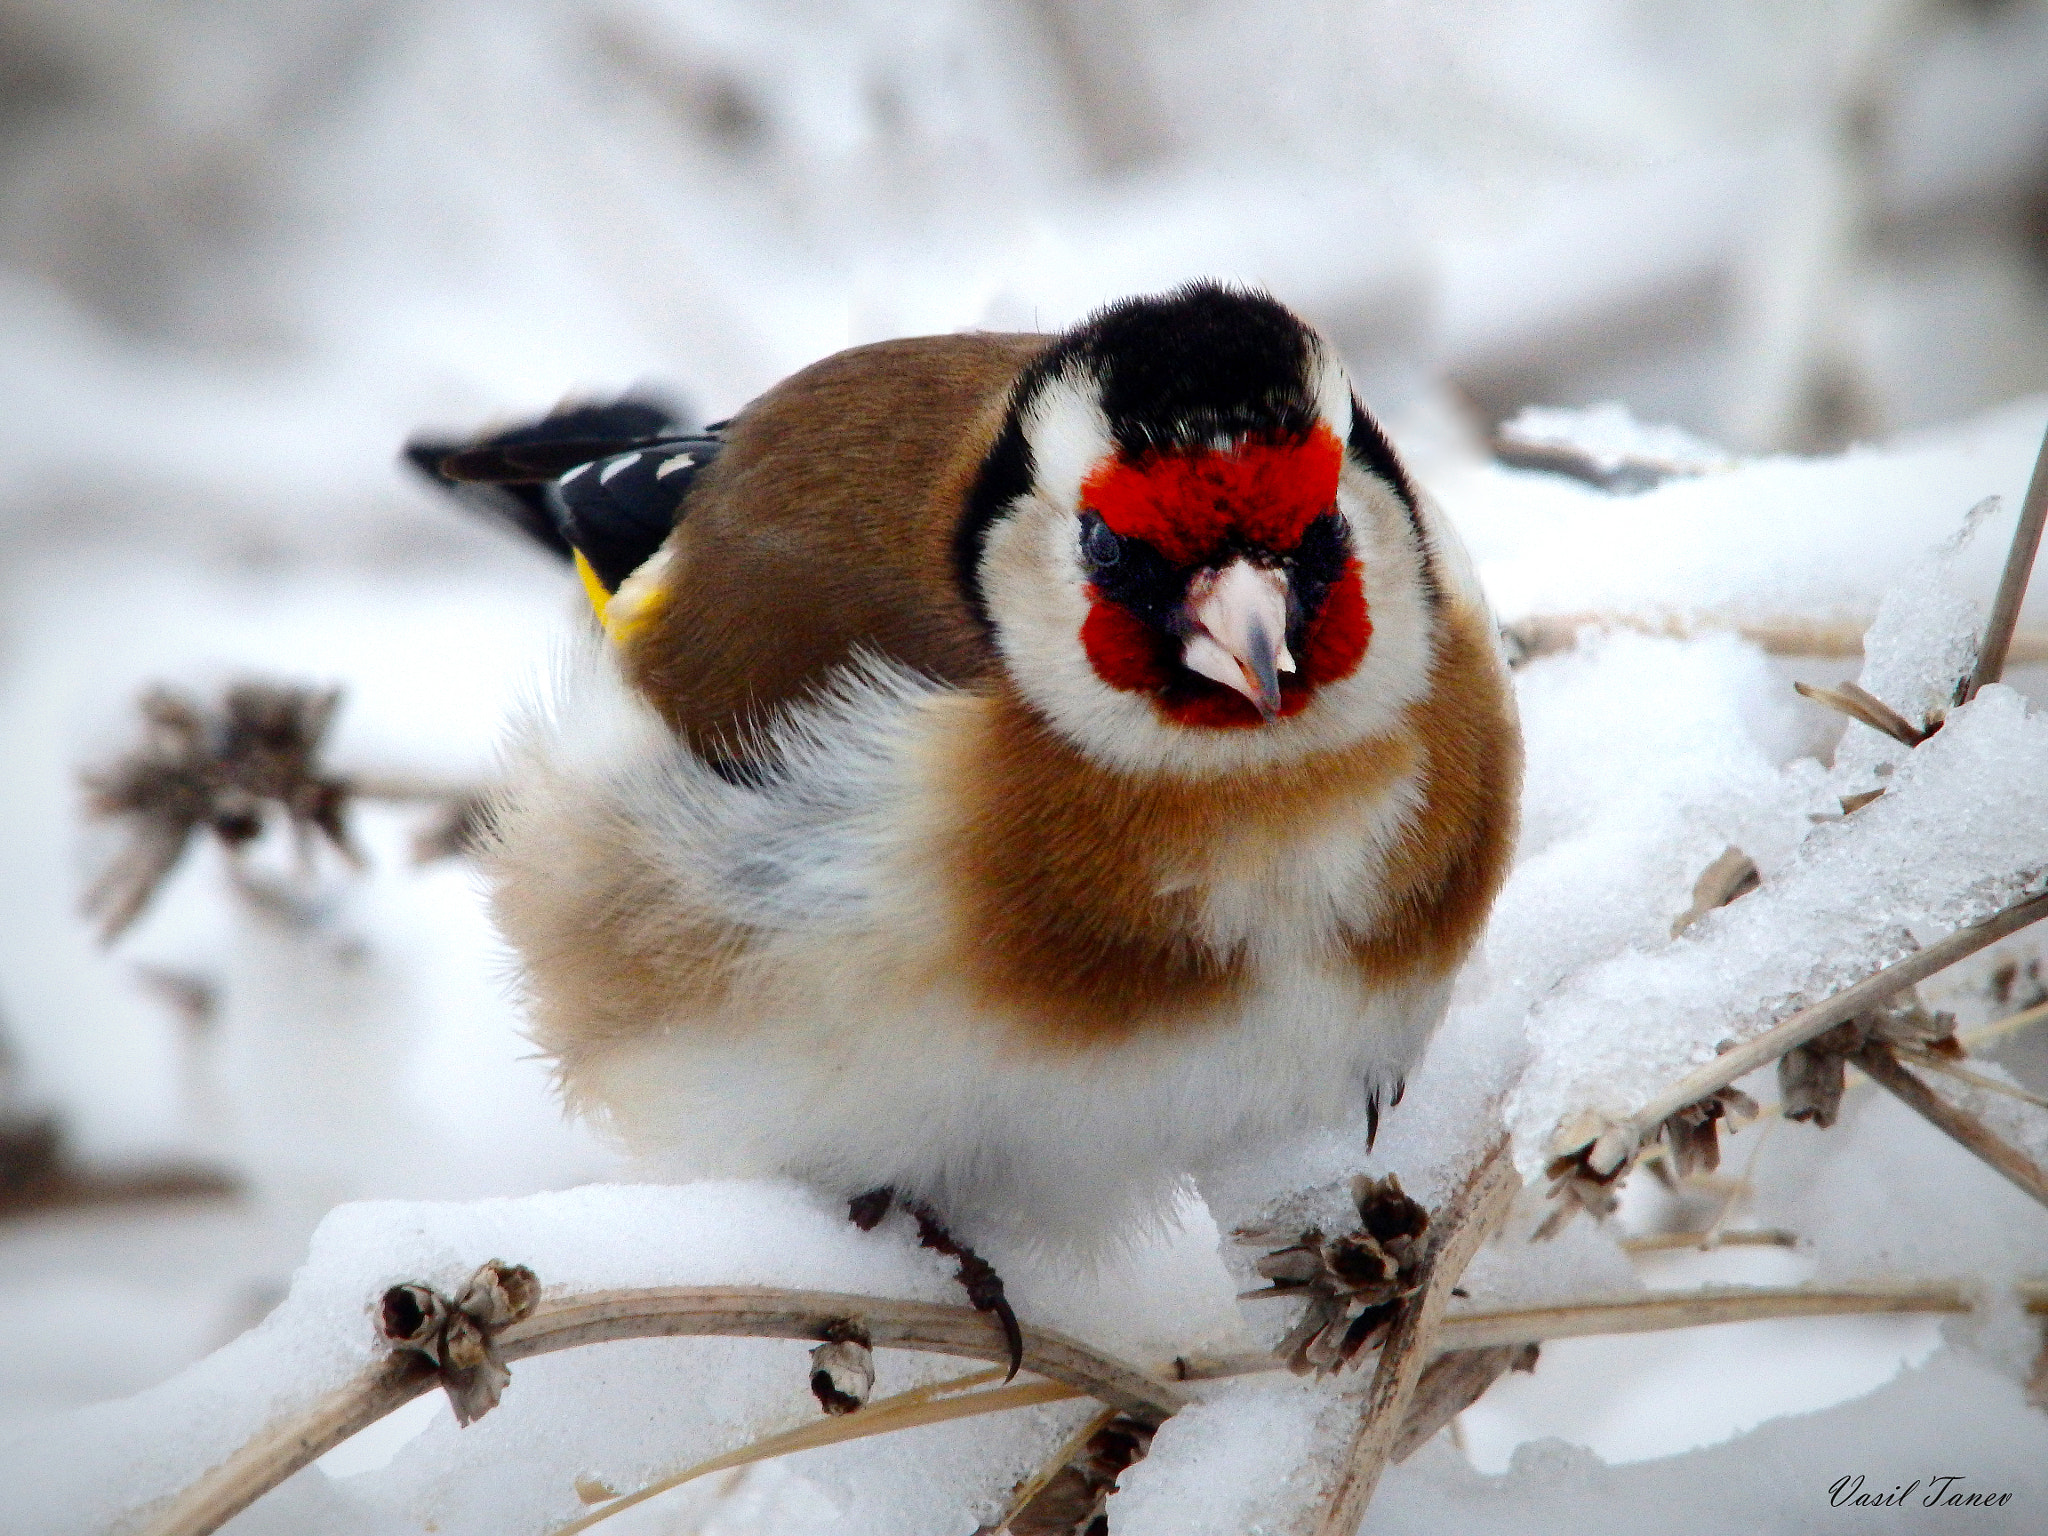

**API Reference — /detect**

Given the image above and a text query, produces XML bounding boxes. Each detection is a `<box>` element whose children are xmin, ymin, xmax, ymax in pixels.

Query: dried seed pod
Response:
<box><xmin>1353</xmin><ymin>1173</ymin><xmax>1429</xmax><ymax>1249</ymax></box>
<box><xmin>378</xmin><ymin>1282</ymin><xmax>451</xmax><ymax>1361</ymax></box>
<box><xmin>1000</xmin><ymin>1414</ymin><xmax>1157</xmax><ymax>1535</ymax></box>
<box><xmin>1779</xmin><ymin>1040</ymin><xmax>1848</xmax><ymax>1127</ymax></box>
<box><xmin>1671</xmin><ymin>846</ymin><xmax>1761</xmax><ymax>937</ymax></box>
<box><xmin>456</xmin><ymin>1259</ymin><xmax>541</xmax><ymax>1330</ymax></box>
<box><xmin>1253</xmin><ymin>1243</ymin><xmax>1327</xmax><ymax>1287</ymax></box>
<box><xmin>1247</xmin><ymin>1175</ymin><xmax>1433</xmax><ymax>1373</ymax></box>
<box><xmin>375</xmin><ymin>1259</ymin><xmax>541</xmax><ymax>1427</ymax></box>
<box><xmin>1322</xmin><ymin>1230</ymin><xmax>1396</xmax><ymax>1285</ymax></box>
<box><xmin>1660</xmin><ymin>1085</ymin><xmax>1759</xmax><ymax>1178</ymax></box>
<box><xmin>809</xmin><ymin>1321</ymin><xmax>875</xmax><ymax>1415</ymax></box>
<box><xmin>82</xmin><ymin>679</ymin><xmax>363</xmax><ymax>942</ymax></box>
<box><xmin>1535</xmin><ymin>1147</ymin><xmax>1623</xmax><ymax>1240</ymax></box>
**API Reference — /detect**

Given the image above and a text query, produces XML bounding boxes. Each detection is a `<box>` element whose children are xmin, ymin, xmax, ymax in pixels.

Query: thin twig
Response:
<box><xmin>1174</xmin><ymin>1279</ymin><xmax>1971</xmax><ymax>1380</ymax></box>
<box><xmin>1966</xmin><ymin>420</ymin><xmax>2048</xmax><ymax>701</ymax></box>
<box><xmin>1852</xmin><ymin>1043</ymin><xmax>2048</xmax><ymax>1212</ymax></box>
<box><xmin>139</xmin><ymin>1287</ymin><xmax>1183</xmax><ymax>1536</ymax></box>
<box><xmin>142</xmin><ymin>1267</ymin><xmax>1993</xmax><ymax>1536</ymax></box>
<box><xmin>1503</xmin><ymin>613</ymin><xmax>2048</xmax><ymax>665</ymax></box>
<box><xmin>1962</xmin><ymin>998</ymin><xmax>2048</xmax><ymax>1053</ymax></box>
<box><xmin>985</xmin><ymin>1404</ymin><xmax>1121</xmax><ymax>1534</ymax></box>
<box><xmin>1311</xmin><ymin>1137</ymin><xmax>1521</xmax><ymax>1536</ymax></box>
<box><xmin>1905</xmin><ymin>1050</ymin><xmax>2048</xmax><ymax>1113</ymax></box>
<box><xmin>558</xmin><ymin>1370</ymin><xmax>1080</xmax><ymax>1536</ymax></box>
<box><xmin>1620</xmin><ymin>1228</ymin><xmax>1797</xmax><ymax>1252</ymax></box>
<box><xmin>1575</xmin><ymin>888</ymin><xmax>2048</xmax><ymax>1177</ymax></box>
<box><xmin>1699</xmin><ymin>1111</ymin><xmax>1781</xmax><ymax>1247</ymax></box>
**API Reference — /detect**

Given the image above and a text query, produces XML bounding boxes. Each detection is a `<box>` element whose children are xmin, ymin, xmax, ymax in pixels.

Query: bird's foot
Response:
<box><xmin>846</xmin><ymin>1186</ymin><xmax>894</xmax><ymax>1231</ymax></box>
<box><xmin>908</xmin><ymin>1201</ymin><xmax>1025</xmax><ymax>1381</ymax></box>
<box><xmin>845</xmin><ymin>1187</ymin><xmax>1024</xmax><ymax>1379</ymax></box>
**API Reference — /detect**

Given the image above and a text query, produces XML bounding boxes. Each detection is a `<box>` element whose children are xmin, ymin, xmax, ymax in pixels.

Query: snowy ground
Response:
<box><xmin>4</xmin><ymin>3</ymin><xmax>2048</xmax><ymax>1533</ymax></box>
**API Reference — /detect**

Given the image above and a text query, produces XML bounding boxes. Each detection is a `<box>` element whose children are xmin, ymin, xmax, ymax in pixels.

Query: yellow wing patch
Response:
<box><xmin>573</xmin><ymin>550</ymin><xmax>612</xmax><ymax>624</ymax></box>
<box><xmin>597</xmin><ymin>547</ymin><xmax>671</xmax><ymax>645</ymax></box>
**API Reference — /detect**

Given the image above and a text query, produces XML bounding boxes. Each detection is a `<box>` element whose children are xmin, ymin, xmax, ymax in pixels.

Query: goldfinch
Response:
<box><xmin>413</xmin><ymin>283</ymin><xmax>1519</xmax><ymax>1363</ymax></box>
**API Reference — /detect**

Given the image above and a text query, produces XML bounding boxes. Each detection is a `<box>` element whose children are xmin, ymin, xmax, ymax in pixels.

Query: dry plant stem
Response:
<box><xmin>986</xmin><ymin>1405</ymin><xmax>1122</xmax><ymax>1533</ymax></box>
<box><xmin>1963</xmin><ymin>998</ymin><xmax>2048</xmax><ymax>1052</ymax></box>
<box><xmin>1620</xmin><ymin>1228</ymin><xmax>1797</xmax><ymax>1252</ymax></box>
<box><xmin>1505</xmin><ymin>613</ymin><xmax>2048</xmax><ymax>664</ymax></box>
<box><xmin>560</xmin><ymin>1373</ymin><xmax>1082</xmax><ymax>1536</ymax></box>
<box><xmin>1908</xmin><ymin>1050</ymin><xmax>2048</xmax><ymax>1113</ymax></box>
<box><xmin>1311</xmin><ymin>1138</ymin><xmax>1520</xmax><ymax>1536</ymax></box>
<box><xmin>1438</xmin><ymin>1281</ymin><xmax>1970</xmax><ymax>1350</ymax></box>
<box><xmin>145</xmin><ymin>1274</ymin><xmax>1982</xmax><ymax>1536</ymax></box>
<box><xmin>1175</xmin><ymin>1280</ymin><xmax>1973</xmax><ymax>1381</ymax></box>
<box><xmin>140</xmin><ymin>1287</ymin><xmax>1182</xmax><ymax>1536</ymax></box>
<box><xmin>140</xmin><ymin>1356</ymin><xmax>434</xmax><ymax>1536</ymax></box>
<box><xmin>1852</xmin><ymin>1043</ymin><xmax>2048</xmax><ymax>1212</ymax></box>
<box><xmin>502</xmin><ymin>1288</ymin><xmax>1182</xmax><ymax>1419</ymax></box>
<box><xmin>1967</xmin><ymin>420</ymin><xmax>2048</xmax><ymax>700</ymax></box>
<box><xmin>1392</xmin><ymin>1345</ymin><xmax>1536</xmax><ymax>1464</ymax></box>
<box><xmin>1582</xmin><ymin>888</ymin><xmax>2048</xmax><ymax>1176</ymax></box>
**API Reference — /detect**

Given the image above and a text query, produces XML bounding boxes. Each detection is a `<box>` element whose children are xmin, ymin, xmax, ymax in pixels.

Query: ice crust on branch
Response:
<box><xmin>1507</xmin><ymin>680</ymin><xmax>2048</xmax><ymax>1180</ymax></box>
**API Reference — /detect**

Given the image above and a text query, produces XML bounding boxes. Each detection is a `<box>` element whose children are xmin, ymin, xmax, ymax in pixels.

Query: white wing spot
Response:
<box><xmin>599</xmin><ymin>453</ymin><xmax>642</xmax><ymax>484</ymax></box>
<box><xmin>559</xmin><ymin>462</ymin><xmax>592</xmax><ymax>484</ymax></box>
<box><xmin>656</xmin><ymin>453</ymin><xmax>697</xmax><ymax>479</ymax></box>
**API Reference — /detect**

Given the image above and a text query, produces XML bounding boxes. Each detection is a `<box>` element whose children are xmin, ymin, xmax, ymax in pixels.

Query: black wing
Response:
<box><xmin>553</xmin><ymin>438</ymin><xmax>722</xmax><ymax>591</ymax></box>
<box><xmin>404</xmin><ymin>394</ymin><xmax>721</xmax><ymax>589</ymax></box>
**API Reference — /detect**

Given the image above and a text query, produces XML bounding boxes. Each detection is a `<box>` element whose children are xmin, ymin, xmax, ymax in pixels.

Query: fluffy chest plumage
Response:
<box><xmin>490</xmin><ymin>608</ymin><xmax>1512</xmax><ymax>1245</ymax></box>
<box><xmin>904</xmin><ymin>688</ymin><xmax>1430</xmax><ymax>1047</ymax></box>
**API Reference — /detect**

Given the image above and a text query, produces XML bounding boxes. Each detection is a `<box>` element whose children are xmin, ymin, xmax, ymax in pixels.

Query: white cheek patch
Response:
<box><xmin>1021</xmin><ymin>369</ymin><xmax>1114</xmax><ymax>513</ymax></box>
<box><xmin>1310</xmin><ymin>341</ymin><xmax>1355</xmax><ymax>447</ymax></box>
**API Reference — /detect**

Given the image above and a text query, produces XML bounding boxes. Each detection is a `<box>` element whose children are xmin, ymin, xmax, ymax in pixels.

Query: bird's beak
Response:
<box><xmin>1179</xmin><ymin>558</ymin><xmax>1296</xmax><ymax>721</ymax></box>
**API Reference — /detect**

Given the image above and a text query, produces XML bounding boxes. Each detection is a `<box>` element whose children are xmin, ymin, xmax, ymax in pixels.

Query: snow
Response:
<box><xmin>1369</xmin><ymin>1347</ymin><xmax>2048</xmax><ymax>1535</ymax></box>
<box><xmin>1504</xmin><ymin>680</ymin><xmax>2048</xmax><ymax>1180</ymax></box>
<box><xmin>0</xmin><ymin>1182</ymin><xmax>1245</xmax><ymax>1536</ymax></box>
<box><xmin>1446</xmin><ymin>396</ymin><xmax>2048</xmax><ymax>626</ymax></box>
<box><xmin>1496</xmin><ymin>401</ymin><xmax>1733</xmax><ymax>479</ymax></box>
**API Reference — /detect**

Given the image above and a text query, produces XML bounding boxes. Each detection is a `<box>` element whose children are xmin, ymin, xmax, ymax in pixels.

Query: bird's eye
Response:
<box><xmin>1081</xmin><ymin>512</ymin><xmax>1121</xmax><ymax>568</ymax></box>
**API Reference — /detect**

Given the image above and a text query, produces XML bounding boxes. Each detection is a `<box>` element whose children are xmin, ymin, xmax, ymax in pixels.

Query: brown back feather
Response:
<box><xmin>622</xmin><ymin>332</ymin><xmax>1048</xmax><ymax>754</ymax></box>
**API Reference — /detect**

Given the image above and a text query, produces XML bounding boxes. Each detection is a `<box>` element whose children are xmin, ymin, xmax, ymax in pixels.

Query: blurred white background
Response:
<box><xmin>2</xmin><ymin>0</ymin><xmax>2047</xmax><ymax>1500</ymax></box>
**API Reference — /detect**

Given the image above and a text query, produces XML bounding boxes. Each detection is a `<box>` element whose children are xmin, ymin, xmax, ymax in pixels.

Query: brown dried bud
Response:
<box><xmin>1661</xmin><ymin>1086</ymin><xmax>1759</xmax><ymax>1178</ymax></box>
<box><xmin>1253</xmin><ymin>1244</ymin><xmax>1327</xmax><ymax>1287</ymax></box>
<box><xmin>809</xmin><ymin>1321</ymin><xmax>875</xmax><ymax>1416</ymax></box>
<box><xmin>375</xmin><ymin>1260</ymin><xmax>541</xmax><ymax>1427</ymax></box>
<box><xmin>1779</xmin><ymin>1040</ymin><xmax>1848</xmax><ymax>1126</ymax></box>
<box><xmin>1535</xmin><ymin>1146</ymin><xmax>1624</xmax><ymax>1240</ymax></box>
<box><xmin>1322</xmin><ymin>1232</ymin><xmax>1399</xmax><ymax>1292</ymax></box>
<box><xmin>455</xmin><ymin>1259</ymin><xmax>541</xmax><ymax>1330</ymax></box>
<box><xmin>1352</xmin><ymin>1173</ymin><xmax>1429</xmax><ymax>1248</ymax></box>
<box><xmin>378</xmin><ymin>1283</ymin><xmax>452</xmax><ymax>1360</ymax></box>
<box><xmin>1246</xmin><ymin>1176</ymin><xmax>1432</xmax><ymax>1375</ymax></box>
